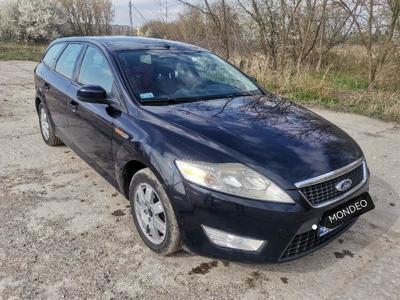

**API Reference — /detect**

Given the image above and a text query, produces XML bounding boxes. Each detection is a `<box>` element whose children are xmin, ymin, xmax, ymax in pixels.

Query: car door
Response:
<box><xmin>37</xmin><ymin>42</ymin><xmax>73</xmax><ymax>136</ymax></box>
<box><xmin>65</xmin><ymin>45</ymin><xmax>120</xmax><ymax>180</ymax></box>
<box><xmin>46</xmin><ymin>43</ymin><xmax>84</xmax><ymax>139</ymax></box>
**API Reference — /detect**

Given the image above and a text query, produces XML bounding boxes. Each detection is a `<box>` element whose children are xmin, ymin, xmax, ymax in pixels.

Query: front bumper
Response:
<box><xmin>170</xmin><ymin>179</ymin><xmax>370</xmax><ymax>263</ymax></box>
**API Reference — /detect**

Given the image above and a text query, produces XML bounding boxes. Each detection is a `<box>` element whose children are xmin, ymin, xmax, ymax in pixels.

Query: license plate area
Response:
<box><xmin>320</xmin><ymin>193</ymin><xmax>374</xmax><ymax>230</ymax></box>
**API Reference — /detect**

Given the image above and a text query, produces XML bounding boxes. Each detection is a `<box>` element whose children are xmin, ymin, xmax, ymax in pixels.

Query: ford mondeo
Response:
<box><xmin>34</xmin><ymin>37</ymin><xmax>374</xmax><ymax>262</ymax></box>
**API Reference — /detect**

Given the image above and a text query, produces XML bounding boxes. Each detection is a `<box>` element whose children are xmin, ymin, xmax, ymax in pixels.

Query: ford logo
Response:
<box><xmin>335</xmin><ymin>179</ymin><xmax>353</xmax><ymax>192</ymax></box>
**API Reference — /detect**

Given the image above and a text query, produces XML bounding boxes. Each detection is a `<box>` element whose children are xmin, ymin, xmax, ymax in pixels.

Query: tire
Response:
<box><xmin>38</xmin><ymin>102</ymin><xmax>63</xmax><ymax>146</ymax></box>
<box><xmin>129</xmin><ymin>168</ymin><xmax>181</xmax><ymax>255</ymax></box>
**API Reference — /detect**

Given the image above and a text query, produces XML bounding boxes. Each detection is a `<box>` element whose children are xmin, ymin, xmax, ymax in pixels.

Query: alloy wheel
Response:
<box><xmin>40</xmin><ymin>107</ymin><xmax>50</xmax><ymax>141</ymax></box>
<box><xmin>134</xmin><ymin>183</ymin><xmax>167</xmax><ymax>245</ymax></box>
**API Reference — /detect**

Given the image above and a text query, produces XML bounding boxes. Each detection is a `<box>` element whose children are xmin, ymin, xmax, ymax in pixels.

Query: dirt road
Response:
<box><xmin>0</xmin><ymin>61</ymin><xmax>399</xmax><ymax>299</ymax></box>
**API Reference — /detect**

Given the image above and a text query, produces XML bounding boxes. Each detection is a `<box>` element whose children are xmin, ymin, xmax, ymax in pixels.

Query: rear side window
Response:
<box><xmin>42</xmin><ymin>43</ymin><xmax>65</xmax><ymax>68</ymax></box>
<box><xmin>78</xmin><ymin>46</ymin><xmax>114</xmax><ymax>95</ymax></box>
<box><xmin>55</xmin><ymin>44</ymin><xmax>83</xmax><ymax>79</ymax></box>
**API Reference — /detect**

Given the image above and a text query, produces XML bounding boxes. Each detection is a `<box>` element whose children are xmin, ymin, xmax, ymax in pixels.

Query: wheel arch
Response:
<box><xmin>119</xmin><ymin>155</ymin><xmax>174</xmax><ymax>200</ymax></box>
<box><xmin>121</xmin><ymin>160</ymin><xmax>147</xmax><ymax>198</ymax></box>
<box><xmin>35</xmin><ymin>96</ymin><xmax>42</xmax><ymax>114</ymax></box>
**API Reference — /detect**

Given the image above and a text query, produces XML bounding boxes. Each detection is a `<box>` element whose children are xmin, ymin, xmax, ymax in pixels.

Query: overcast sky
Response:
<box><xmin>113</xmin><ymin>0</ymin><xmax>182</xmax><ymax>26</ymax></box>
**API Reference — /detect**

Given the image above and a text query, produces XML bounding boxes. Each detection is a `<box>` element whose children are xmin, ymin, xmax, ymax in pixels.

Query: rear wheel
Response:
<box><xmin>38</xmin><ymin>102</ymin><xmax>63</xmax><ymax>146</ymax></box>
<box><xmin>129</xmin><ymin>168</ymin><xmax>181</xmax><ymax>255</ymax></box>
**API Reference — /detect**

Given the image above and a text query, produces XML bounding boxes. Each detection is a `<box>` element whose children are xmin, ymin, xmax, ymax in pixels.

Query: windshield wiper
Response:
<box><xmin>140</xmin><ymin>97</ymin><xmax>202</xmax><ymax>105</ymax></box>
<box><xmin>221</xmin><ymin>92</ymin><xmax>259</xmax><ymax>99</ymax></box>
<box><xmin>194</xmin><ymin>92</ymin><xmax>255</xmax><ymax>102</ymax></box>
<box><xmin>141</xmin><ymin>92</ymin><xmax>260</xmax><ymax>105</ymax></box>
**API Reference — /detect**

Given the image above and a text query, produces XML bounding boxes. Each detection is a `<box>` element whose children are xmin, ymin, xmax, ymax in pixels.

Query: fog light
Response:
<box><xmin>201</xmin><ymin>225</ymin><xmax>266</xmax><ymax>252</ymax></box>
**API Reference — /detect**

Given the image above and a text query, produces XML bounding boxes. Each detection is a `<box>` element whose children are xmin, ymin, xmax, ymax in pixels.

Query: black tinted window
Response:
<box><xmin>55</xmin><ymin>44</ymin><xmax>83</xmax><ymax>79</ymax></box>
<box><xmin>78</xmin><ymin>46</ymin><xmax>114</xmax><ymax>95</ymax></box>
<box><xmin>43</xmin><ymin>43</ymin><xmax>65</xmax><ymax>68</ymax></box>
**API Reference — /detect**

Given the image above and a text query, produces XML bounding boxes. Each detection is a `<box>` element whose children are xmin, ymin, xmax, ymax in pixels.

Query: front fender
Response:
<box><xmin>111</xmin><ymin>111</ymin><xmax>232</xmax><ymax>214</ymax></box>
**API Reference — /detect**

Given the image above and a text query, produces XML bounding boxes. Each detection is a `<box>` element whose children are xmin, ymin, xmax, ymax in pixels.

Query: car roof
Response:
<box><xmin>53</xmin><ymin>36</ymin><xmax>206</xmax><ymax>52</ymax></box>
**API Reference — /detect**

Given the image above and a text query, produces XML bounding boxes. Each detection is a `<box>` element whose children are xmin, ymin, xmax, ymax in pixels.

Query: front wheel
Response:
<box><xmin>38</xmin><ymin>102</ymin><xmax>63</xmax><ymax>146</ymax></box>
<box><xmin>129</xmin><ymin>168</ymin><xmax>181</xmax><ymax>255</ymax></box>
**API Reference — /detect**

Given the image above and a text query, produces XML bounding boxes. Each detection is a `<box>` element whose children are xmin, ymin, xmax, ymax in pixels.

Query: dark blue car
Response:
<box><xmin>34</xmin><ymin>36</ymin><xmax>374</xmax><ymax>262</ymax></box>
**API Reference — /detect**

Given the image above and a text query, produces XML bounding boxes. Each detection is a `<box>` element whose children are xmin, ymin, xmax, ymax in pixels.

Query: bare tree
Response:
<box><xmin>237</xmin><ymin>0</ymin><xmax>326</xmax><ymax>71</ymax></box>
<box><xmin>236</xmin><ymin>0</ymin><xmax>281</xmax><ymax>70</ymax></box>
<box><xmin>57</xmin><ymin>0</ymin><xmax>114</xmax><ymax>36</ymax></box>
<box><xmin>316</xmin><ymin>0</ymin><xmax>356</xmax><ymax>71</ymax></box>
<box><xmin>178</xmin><ymin>0</ymin><xmax>232</xmax><ymax>58</ymax></box>
<box><xmin>337</xmin><ymin>0</ymin><xmax>400</xmax><ymax>87</ymax></box>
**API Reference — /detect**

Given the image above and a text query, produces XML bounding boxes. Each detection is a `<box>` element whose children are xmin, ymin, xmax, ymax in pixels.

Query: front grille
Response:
<box><xmin>280</xmin><ymin>220</ymin><xmax>355</xmax><ymax>261</ymax></box>
<box><xmin>299</xmin><ymin>163</ymin><xmax>365</xmax><ymax>206</ymax></box>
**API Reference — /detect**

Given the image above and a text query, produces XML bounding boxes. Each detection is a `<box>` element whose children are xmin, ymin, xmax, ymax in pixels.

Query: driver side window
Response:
<box><xmin>78</xmin><ymin>46</ymin><xmax>116</xmax><ymax>97</ymax></box>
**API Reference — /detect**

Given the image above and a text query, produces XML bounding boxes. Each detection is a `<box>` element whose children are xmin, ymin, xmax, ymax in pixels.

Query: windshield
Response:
<box><xmin>118</xmin><ymin>50</ymin><xmax>262</xmax><ymax>103</ymax></box>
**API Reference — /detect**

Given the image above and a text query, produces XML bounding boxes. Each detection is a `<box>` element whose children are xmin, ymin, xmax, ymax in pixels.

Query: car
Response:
<box><xmin>34</xmin><ymin>36</ymin><xmax>374</xmax><ymax>262</ymax></box>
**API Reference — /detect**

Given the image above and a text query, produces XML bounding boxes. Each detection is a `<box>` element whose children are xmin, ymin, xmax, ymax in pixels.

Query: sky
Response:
<box><xmin>112</xmin><ymin>0</ymin><xmax>183</xmax><ymax>26</ymax></box>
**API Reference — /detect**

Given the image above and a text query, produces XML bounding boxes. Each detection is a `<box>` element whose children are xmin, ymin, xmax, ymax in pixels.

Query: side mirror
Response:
<box><xmin>77</xmin><ymin>85</ymin><xmax>108</xmax><ymax>104</ymax></box>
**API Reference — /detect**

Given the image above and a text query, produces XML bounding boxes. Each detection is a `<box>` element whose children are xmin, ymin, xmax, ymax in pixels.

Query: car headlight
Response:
<box><xmin>175</xmin><ymin>160</ymin><xmax>294</xmax><ymax>204</ymax></box>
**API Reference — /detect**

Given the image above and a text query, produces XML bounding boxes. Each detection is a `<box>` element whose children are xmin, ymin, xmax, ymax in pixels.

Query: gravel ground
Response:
<box><xmin>0</xmin><ymin>61</ymin><xmax>399</xmax><ymax>299</ymax></box>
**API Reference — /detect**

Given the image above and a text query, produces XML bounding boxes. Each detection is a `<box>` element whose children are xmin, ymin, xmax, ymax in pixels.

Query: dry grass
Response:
<box><xmin>345</xmin><ymin>91</ymin><xmax>400</xmax><ymax>122</ymax></box>
<box><xmin>0</xmin><ymin>42</ymin><xmax>46</xmax><ymax>61</ymax></box>
<box><xmin>233</xmin><ymin>48</ymin><xmax>400</xmax><ymax>123</ymax></box>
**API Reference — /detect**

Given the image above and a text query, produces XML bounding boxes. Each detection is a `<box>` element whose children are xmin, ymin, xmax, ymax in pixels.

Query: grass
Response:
<box><xmin>0</xmin><ymin>42</ymin><xmax>46</xmax><ymax>61</ymax></box>
<box><xmin>343</xmin><ymin>91</ymin><xmax>400</xmax><ymax>123</ymax></box>
<box><xmin>290</xmin><ymin>90</ymin><xmax>339</xmax><ymax>106</ymax></box>
<box><xmin>331</xmin><ymin>73</ymin><xmax>369</xmax><ymax>91</ymax></box>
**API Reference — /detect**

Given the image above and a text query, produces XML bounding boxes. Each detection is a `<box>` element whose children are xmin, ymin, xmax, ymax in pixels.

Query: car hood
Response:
<box><xmin>141</xmin><ymin>94</ymin><xmax>363</xmax><ymax>189</ymax></box>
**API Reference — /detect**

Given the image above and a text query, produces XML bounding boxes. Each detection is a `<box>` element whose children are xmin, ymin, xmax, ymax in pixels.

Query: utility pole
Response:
<box><xmin>129</xmin><ymin>0</ymin><xmax>133</xmax><ymax>35</ymax></box>
<box><xmin>221</xmin><ymin>0</ymin><xmax>229</xmax><ymax>59</ymax></box>
<box><xmin>165</xmin><ymin>0</ymin><xmax>168</xmax><ymax>21</ymax></box>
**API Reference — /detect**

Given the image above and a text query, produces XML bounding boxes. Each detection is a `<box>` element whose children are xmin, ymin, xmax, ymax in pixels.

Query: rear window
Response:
<box><xmin>55</xmin><ymin>44</ymin><xmax>83</xmax><ymax>80</ymax></box>
<box><xmin>42</xmin><ymin>43</ymin><xmax>65</xmax><ymax>68</ymax></box>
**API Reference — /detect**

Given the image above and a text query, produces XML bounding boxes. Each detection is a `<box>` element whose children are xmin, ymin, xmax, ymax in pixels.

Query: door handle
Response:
<box><xmin>69</xmin><ymin>100</ymin><xmax>78</xmax><ymax>112</ymax></box>
<box><xmin>43</xmin><ymin>83</ymin><xmax>50</xmax><ymax>91</ymax></box>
